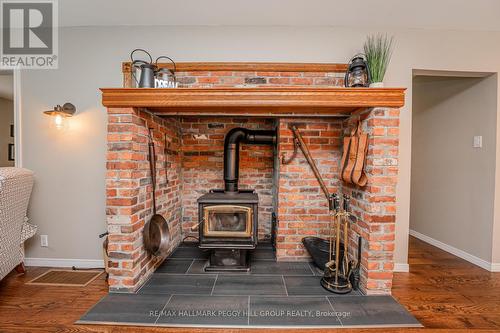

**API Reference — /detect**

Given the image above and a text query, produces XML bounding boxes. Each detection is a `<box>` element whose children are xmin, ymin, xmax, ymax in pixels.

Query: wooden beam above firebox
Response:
<box><xmin>100</xmin><ymin>87</ymin><xmax>406</xmax><ymax>117</ymax></box>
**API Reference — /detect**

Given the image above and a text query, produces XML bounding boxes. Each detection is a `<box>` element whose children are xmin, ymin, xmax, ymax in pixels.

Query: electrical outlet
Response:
<box><xmin>40</xmin><ymin>235</ymin><xmax>48</xmax><ymax>247</ymax></box>
<box><xmin>473</xmin><ymin>136</ymin><xmax>483</xmax><ymax>148</ymax></box>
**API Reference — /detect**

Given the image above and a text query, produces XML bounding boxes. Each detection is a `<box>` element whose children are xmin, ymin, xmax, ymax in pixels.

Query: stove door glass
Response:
<box><xmin>203</xmin><ymin>205</ymin><xmax>252</xmax><ymax>237</ymax></box>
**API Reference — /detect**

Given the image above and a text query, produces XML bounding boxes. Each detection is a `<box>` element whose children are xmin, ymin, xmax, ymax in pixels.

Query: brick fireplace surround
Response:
<box><xmin>104</xmin><ymin>63</ymin><xmax>402</xmax><ymax>295</ymax></box>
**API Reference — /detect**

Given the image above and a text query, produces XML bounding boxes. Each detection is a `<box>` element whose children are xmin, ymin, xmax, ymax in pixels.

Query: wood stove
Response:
<box><xmin>198</xmin><ymin>189</ymin><xmax>258</xmax><ymax>271</ymax></box>
<box><xmin>197</xmin><ymin>127</ymin><xmax>276</xmax><ymax>272</ymax></box>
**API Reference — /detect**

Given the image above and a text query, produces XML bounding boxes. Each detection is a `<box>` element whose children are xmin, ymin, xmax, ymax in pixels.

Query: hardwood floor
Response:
<box><xmin>0</xmin><ymin>236</ymin><xmax>499</xmax><ymax>332</ymax></box>
<box><xmin>392</xmin><ymin>237</ymin><xmax>500</xmax><ymax>331</ymax></box>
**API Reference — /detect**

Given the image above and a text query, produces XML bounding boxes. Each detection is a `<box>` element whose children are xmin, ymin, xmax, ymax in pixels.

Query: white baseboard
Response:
<box><xmin>25</xmin><ymin>257</ymin><xmax>104</xmax><ymax>269</ymax></box>
<box><xmin>394</xmin><ymin>263</ymin><xmax>409</xmax><ymax>272</ymax></box>
<box><xmin>491</xmin><ymin>263</ymin><xmax>500</xmax><ymax>272</ymax></box>
<box><xmin>409</xmin><ymin>229</ymin><xmax>500</xmax><ymax>272</ymax></box>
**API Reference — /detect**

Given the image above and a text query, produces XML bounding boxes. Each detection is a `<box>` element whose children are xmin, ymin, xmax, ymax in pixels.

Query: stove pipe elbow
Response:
<box><xmin>223</xmin><ymin>127</ymin><xmax>276</xmax><ymax>193</ymax></box>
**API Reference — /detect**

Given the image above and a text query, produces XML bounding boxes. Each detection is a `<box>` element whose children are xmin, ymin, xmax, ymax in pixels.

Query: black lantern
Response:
<box><xmin>344</xmin><ymin>55</ymin><xmax>370</xmax><ymax>88</ymax></box>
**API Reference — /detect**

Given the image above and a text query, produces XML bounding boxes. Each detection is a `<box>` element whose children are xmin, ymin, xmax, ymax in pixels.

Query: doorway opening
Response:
<box><xmin>410</xmin><ymin>70</ymin><xmax>498</xmax><ymax>270</ymax></box>
<box><xmin>0</xmin><ymin>71</ymin><xmax>14</xmax><ymax>167</ymax></box>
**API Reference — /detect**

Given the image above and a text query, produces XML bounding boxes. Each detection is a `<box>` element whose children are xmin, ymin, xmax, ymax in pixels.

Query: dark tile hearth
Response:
<box><xmin>213</xmin><ymin>275</ymin><xmax>287</xmax><ymax>296</ymax></box>
<box><xmin>139</xmin><ymin>274</ymin><xmax>216</xmax><ymax>295</ymax></box>
<box><xmin>79</xmin><ymin>243</ymin><xmax>420</xmax><ymax>328</ymax></box>
<box><xmin>80</xmin><ymin>294</ymin><xmax>168</xmax><ymax>324</ymax></box>
<box><xmin>169</xmin><ymin>246</ymin><xmax>210</xmax><ymax>260</ymax></box>
<box><xmin>249</xmin><ymin>296</ymin><xmax>342</xmax><ymax>326</ymax></box>
<box><xmin>250</xmin><ymin>261</ymin><xmax>313</xmax><ymax>275</ymax></box>
<box><xmin>157</xmin><ymin>295</ymin><xmax>249</xmax><ymax>326</ymax></box>
<box><xmin>329</xmin><ymin>296</ymin><xmax>421</xmax><ymax>327</ymax></box>
<box><xmin>308</xmin><ymin>262</ymin><xmax>325</xmax><ymax>276</ymax></box>
<box><xmin>186</xmin><ymin>259</ymin><xmax>211</xmax><ymax>274</ymax></box>
<box><xmin>284</xmin><ymin>276</ymin><xmax>363</xmax><ymax>296</ymax></box>
<box><xmin>155</xmin><ymin>259</ymin><xmax>193</xmax><ymax>274</ymax></box>
<box><xmin>251</xmin><ymin>247</ymin><xmax>276</xmax><ymax>260</ymax></box>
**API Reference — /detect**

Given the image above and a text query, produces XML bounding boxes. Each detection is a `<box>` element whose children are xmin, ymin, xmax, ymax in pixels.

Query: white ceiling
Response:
<box><xmin>59</xmin><ymin>0</ymin><xmax>500</xmax><ymax>31</ymax></box>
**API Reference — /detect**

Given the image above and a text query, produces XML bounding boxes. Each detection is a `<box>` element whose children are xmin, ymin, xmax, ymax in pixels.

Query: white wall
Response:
<box><xmin>411</xmin><ymin>75</ymin><xmax>497</xmax><ymax>262</ymax></box>
<box><xmin>20</xmin><ymin>26</ymin><xmax>500</xmax><ymax>266</ymax></box>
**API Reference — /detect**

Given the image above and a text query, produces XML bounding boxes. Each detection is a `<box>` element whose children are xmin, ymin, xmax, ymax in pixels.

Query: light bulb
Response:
<box><xmin>54</xmin><ymin>114</ymin><xmax>63</xmax><ymax>129</ymax></box>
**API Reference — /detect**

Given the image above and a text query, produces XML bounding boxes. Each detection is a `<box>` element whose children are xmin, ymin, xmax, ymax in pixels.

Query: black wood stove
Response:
<box><xmin>198</xmin><ymin>189</ymin><xmax>258</xmax><ymax>271</ymax></box>
<box><xmin>197</xmin><ymin>127</ymin><xmax>276</xmax><ymax>272</ymax></box>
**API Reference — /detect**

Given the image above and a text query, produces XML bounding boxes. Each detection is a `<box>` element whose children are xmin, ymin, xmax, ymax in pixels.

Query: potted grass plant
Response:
<box><xmin>363</xmin><ymin>34</ymin><xmax>394</xmax><ymax>87</ymax></box>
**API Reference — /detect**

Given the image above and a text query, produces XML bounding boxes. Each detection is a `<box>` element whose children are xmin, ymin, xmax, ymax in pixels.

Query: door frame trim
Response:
<box><xmin>13</xmin><ymin>69</ymin><xmax>22</xmax><ymax>167</ymax></box>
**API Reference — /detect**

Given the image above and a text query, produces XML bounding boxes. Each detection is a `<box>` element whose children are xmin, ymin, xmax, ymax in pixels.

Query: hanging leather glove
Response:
<box><xmin>340</xmin><ymin>121</ymin><xmax>368</xmax><ymax>187</ymax></box>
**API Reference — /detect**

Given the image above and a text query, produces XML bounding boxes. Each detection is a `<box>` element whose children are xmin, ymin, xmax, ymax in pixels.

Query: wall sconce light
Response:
<box><xmin>43</xmin><ymin>103</ymin><xmax>76</xmax><ymax>129</ymax></box>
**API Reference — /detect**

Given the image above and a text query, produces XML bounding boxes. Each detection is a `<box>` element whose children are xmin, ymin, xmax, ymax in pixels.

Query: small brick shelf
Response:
<box><xmin>102</xmin><ymin>62</ymin><xmax>405</xmax><ymax>295</ymax></box>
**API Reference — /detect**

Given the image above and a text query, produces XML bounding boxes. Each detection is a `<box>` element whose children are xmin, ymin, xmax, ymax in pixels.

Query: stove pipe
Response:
<box><xmin>224</xmin><ymin>127</ymin><xmax>276</xmax><ymax>193</ymax></box>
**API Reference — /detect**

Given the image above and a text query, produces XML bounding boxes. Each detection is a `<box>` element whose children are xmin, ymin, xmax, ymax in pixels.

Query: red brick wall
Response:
<box><xmin>276</xmin><ymin>118</ymin><xmax>343</xmax><ymax>259</ymax></box>
<box><xmin>124</xmin><ymin>70</ymin><xmax>344</xmax><ymax>88</ymax></box>
<box><xmin>174</xmin><ymin>71</ymin><xmax>344</xmax><ymax>88</ymax></box>
<box><xmin>180</xmin><ymin>117</ymin><xmax>275</xmax><ymax>240</ymax></box>
<box><xmin>341</xmin><ymin>107</ymin><xmax>399</xmax><ymax>295</ymax></box>
<box><xmin>106</xmin><ymin>108</ymin><xmax>182</xmax><ymax>292</ymax></box>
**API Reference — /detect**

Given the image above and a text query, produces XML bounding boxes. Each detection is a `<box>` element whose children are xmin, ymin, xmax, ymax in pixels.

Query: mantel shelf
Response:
<box><xmin>100</xmin><ymin>87</ymin><xmax>406</xmax><ymax>117</ymax></box>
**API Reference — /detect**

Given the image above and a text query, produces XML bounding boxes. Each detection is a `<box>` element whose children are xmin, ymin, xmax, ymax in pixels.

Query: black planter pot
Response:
<box><xmin>302</xmin><ymin>236</ymin><xmax>344</xmax><ymax>271</ymax></box>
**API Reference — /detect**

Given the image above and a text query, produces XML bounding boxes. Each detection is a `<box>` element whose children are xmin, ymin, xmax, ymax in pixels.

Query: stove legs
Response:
<box><xmin>204</xmin><ymin>249</ymin><xmax>250</xmax><ymax>272</ymax></box>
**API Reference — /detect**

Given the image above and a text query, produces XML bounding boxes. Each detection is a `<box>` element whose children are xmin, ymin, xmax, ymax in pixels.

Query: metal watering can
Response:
<box><xmin>130</xmin><ymin>49</ymin><xmax>177</xmax><ymax>88</ymax></box>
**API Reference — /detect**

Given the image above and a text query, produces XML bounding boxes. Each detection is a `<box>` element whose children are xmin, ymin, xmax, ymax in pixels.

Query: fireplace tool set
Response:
<box><xmin>283</xmin><ymin>125</ymin><xmax>359</xmax><ymax>294</ymax></box>
<box><xmin>321</xmin><ymin>193</ymin><xmax>353</xmax><ymax>294</ymax></box>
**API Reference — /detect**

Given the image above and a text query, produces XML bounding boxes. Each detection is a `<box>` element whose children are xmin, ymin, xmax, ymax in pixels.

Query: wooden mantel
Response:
<box><xmin>100</xmin><ymin>87</ymin><xmax>406</xmax><ymax>117</ymax></box>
